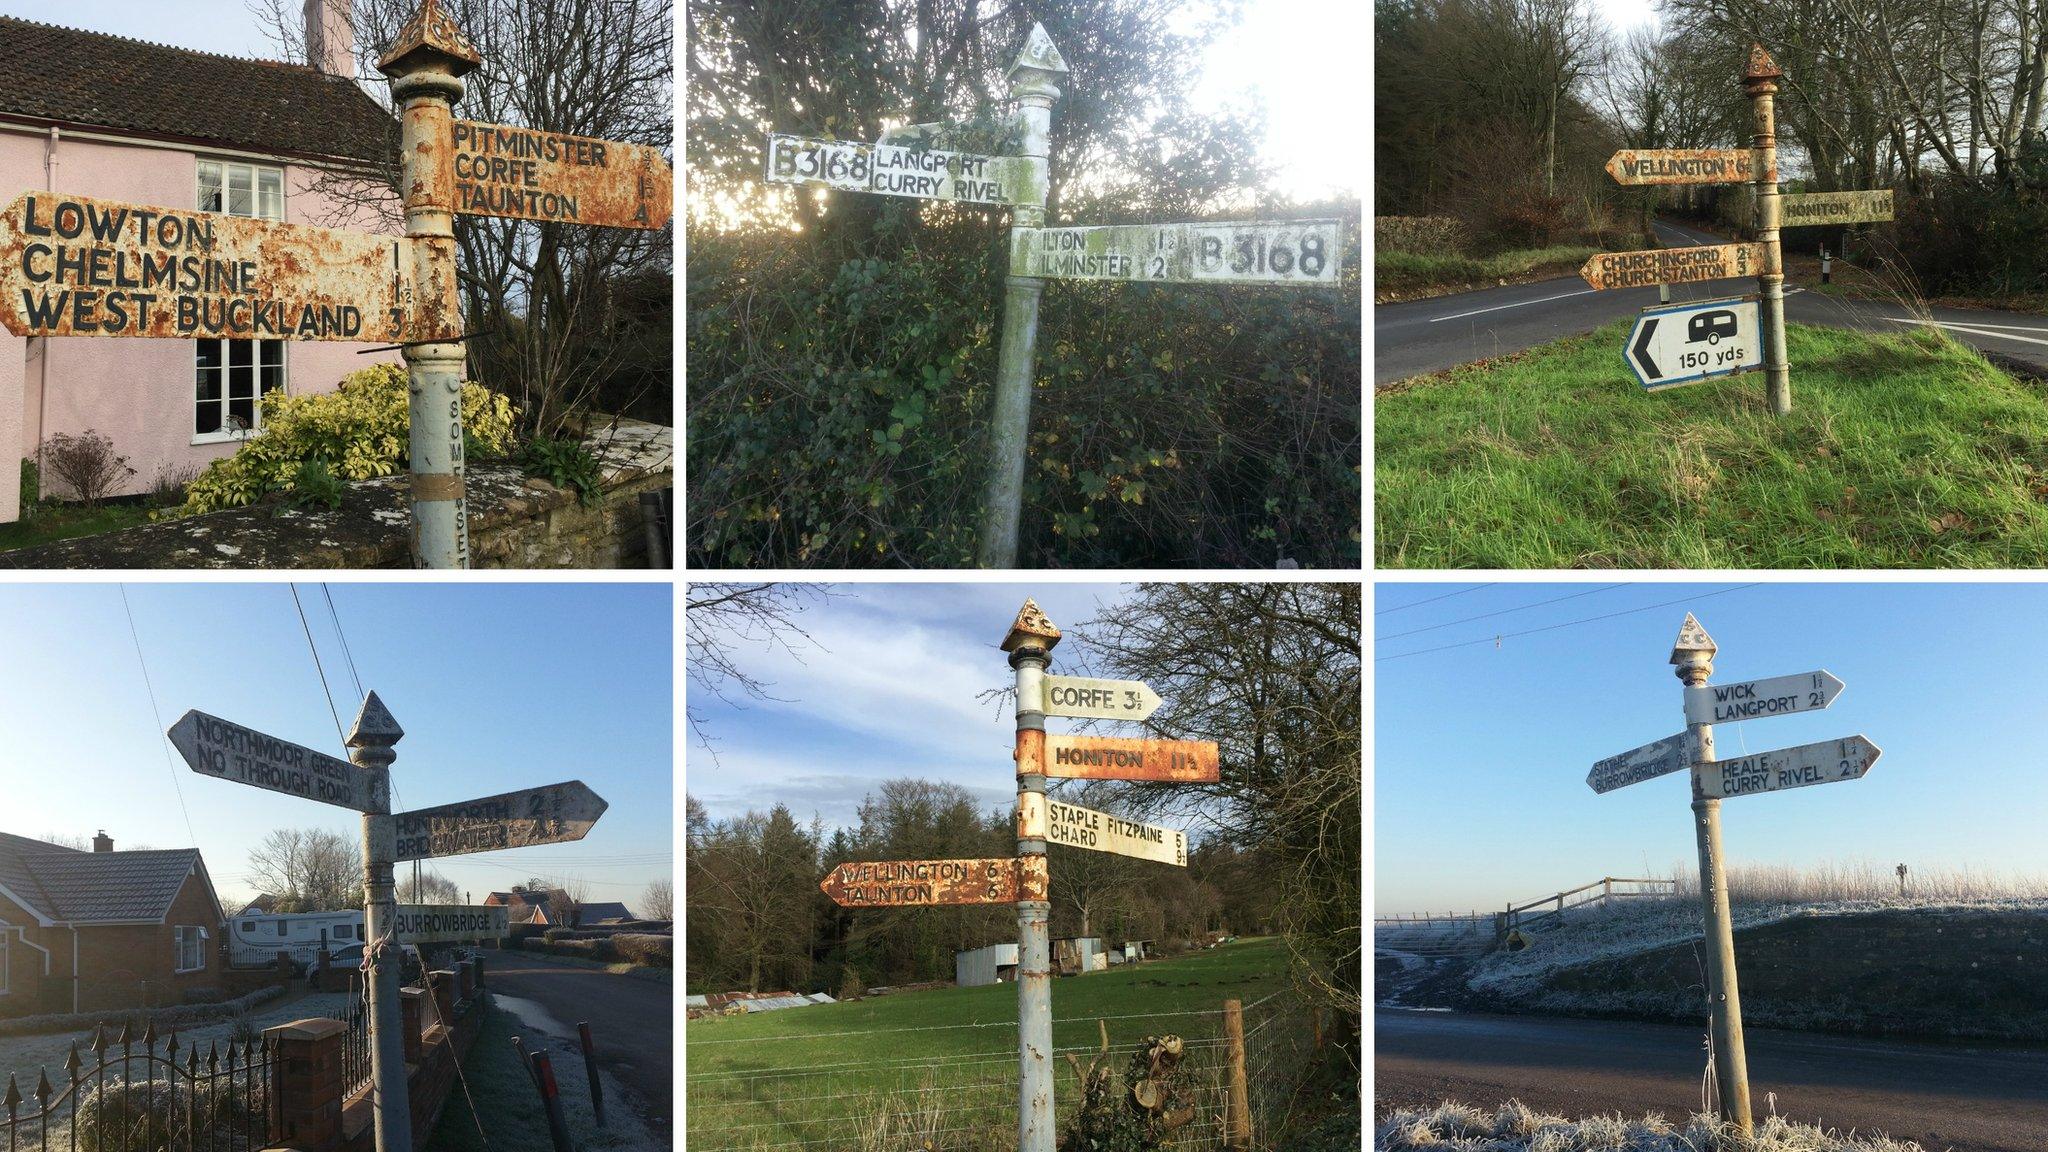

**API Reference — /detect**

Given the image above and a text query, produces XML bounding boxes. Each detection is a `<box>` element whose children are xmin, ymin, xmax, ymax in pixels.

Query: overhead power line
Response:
<box><xmin>1377</xmin><ymin>583</ymin><xmax>1628</xmax><ymax>641</ymax></box>
<box><xmin>1376</xmin><ymin>585</ymin><xmax>1763</xmax><ymax>662</ymax></box>
<box><xmin>290</xmin><ymin>584</ymin><xmax>348</xmax><ymax>748</ymax></box>
<box><xmin>120</xmin><ymin>585</ymin><xmax>199</xmax><ymax>849</ymax></box>
<box><xmin>1376</xmin><ymin>583</ymin><xmax>1494</xmax><ymax>615</ymax></box>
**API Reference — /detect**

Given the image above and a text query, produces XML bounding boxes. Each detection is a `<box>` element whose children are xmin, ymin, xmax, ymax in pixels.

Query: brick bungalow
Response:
<box><xmin>0</xmin><ymin>830</ymin><xmax>228</xmax><ymax>1016</ymax></box>
<box><xmin>0</xmin><ymin>1</ymin><xmax>402</xmax><ymax>523</ymax></box>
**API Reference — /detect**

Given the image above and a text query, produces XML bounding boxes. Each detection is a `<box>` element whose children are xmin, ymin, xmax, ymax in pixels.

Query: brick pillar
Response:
<box><xmin>426</xmin><ymin>970</ymin><xmax>456</xmax><ymax>1031</ymax></box>
<box><xmin>472</xmin><ymin>952</ymin><xmax>485</xmax><ymax>990</ymax></box>
<box><xmin>454</xmin><ymin>960</ymin><xmax>474</xmax><ymax>1002</ymax></box>
<box><xmin>264</xmin><ymin>1018</ymin><xmax>348</xmax><ymax>1152</ymax></box>
<box><xmin>400</xmin><ymin>987</ymin><xmax>424</xmax><ymax>1064</ymax></box>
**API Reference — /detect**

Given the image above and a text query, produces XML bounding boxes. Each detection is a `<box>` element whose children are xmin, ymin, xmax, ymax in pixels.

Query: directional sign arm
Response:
<box><xmin>1587</xmin><ymin>732</ymin><xmax>1689</xmax><ymax>794</ymax></box>
<box><xmin>391</xmin><ymin>781</ymin><xmax>607</xmax><ymax>861</ymax></box>
<box><xmin>1685</xmin><ymin>670</ymin><xmax>1844</xmax><ymax>725</ymax></box>
<box><xmin>1696</xmin><ymin>735</ymin><xmax>1880</xmax><ymax>799</ymax></box>
<box><xmin>1039</xmin><ymin>675</ymin><xmax>1162</xmax><ymax>722</ymax></box>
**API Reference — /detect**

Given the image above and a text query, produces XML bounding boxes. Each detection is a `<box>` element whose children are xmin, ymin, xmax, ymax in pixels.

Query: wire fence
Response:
<box><xmin>685</xmin><ymin>991</ymin><xmax>1322</xmax><ymax>1152</ymax></box>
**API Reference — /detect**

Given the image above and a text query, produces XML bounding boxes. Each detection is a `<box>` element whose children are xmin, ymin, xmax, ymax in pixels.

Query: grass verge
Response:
<box><xmin>0</xmin><ymin>503</ymin><xmax>152</xmax><ymax>553</ymax></box>
<box><xmin>1376</xmin><ymin>246</ymin><xmax>1601</xmax><ymax>302</ymax></box>
<box><xmin>1376</xmin><ymin>321</ymin><xmax>2048</xmax><ymax>567</ymax></box>
<box><xmin>686</xmin><ymin>937</ymin><xmax>1293</xmax><ymax>1151</ymax></box>
<box><xmin>1377</xmin><ymin>1100</ymin><xmax>1926</xmax><ymax>1151</ymax></box>
<box><xmin>432</xmin><ymin>999</ymin><xmax>659</xmax><ymax>1152</ymax></box>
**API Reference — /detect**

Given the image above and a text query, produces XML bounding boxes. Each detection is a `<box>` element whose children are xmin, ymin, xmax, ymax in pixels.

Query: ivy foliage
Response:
<box><xmin>171</xmin><ymin>364</ymin><xmax>518</xmax><ymax>516</ymax></box>
<box><xmin>688</xmin><ymin>212</ymin><xmax>1361</xmax><ymax>568</ymax></box>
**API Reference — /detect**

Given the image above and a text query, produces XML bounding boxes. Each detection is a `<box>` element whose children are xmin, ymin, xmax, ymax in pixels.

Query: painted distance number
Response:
<box><xmin>769</xmin><ymin>139</ymin><xmax>872</xmax><ymax>186</ymax></box>
<box><xmin>1677</xmin><ymin>344</ymin><xmax>1750</xmax><ymax>371</ymax></box>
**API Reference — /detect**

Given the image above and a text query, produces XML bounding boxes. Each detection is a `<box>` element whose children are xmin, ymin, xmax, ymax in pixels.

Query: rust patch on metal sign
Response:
<box><xmin>1604</xmin><ymin>150</ymin><xmax>1752</xmax><ymax>187</ymax></box>
<box><xmin>380</xmin><ymin>0</ymin><xmax>482</xmax><ymax>75</ymax></box>
<box><xmin>1017</xmin><ymin>853</ymin><xmax>1050</xmax><ymax>901</ymax></box>
<box><xmin>1780</xmin><ymin>189</ymin><xmax>1893</xmax><ymax>227</ymax></box>
<box><xmin>1040</xmin><ymin>735</ymin><xmax>1221</xmax><ymax>782</ymax></box>
<box><xmin>1002</xmin><ymin>598</ymin><xmax>1062</xmax><ymax>652</ymax></box>
<box><xmin>818</xmin><ymin>857</ymin><xmax>1021</xmax><ymax>907</ymax></box>
<box><xmin>453</xmin><ymin>121</ymin><xmax>672</xmax><ymax>230</ymax></box>
<box><xmin>1580</xmin><ymin>243</ymin><xmax>1764</xmax><ymax>291</ymax></box>
<box><xmin>1016</xmin><ymin>727</ymin><xmax>1047</xmax><ymax>777</ymax></box>
<box><xmin>405</xmin><ymin>104</ymin><xmax>457</xmax><ymax>212</ymax></box>
<box><xmin>1745</xmin><ymin>43</ymin><xmax>1783</xmax><ymax>81</ymax></box>
<box><xmin>0</xmin><ymin>192</ymin><xmax>410</xmax><ymax>341</ymax></box>
<box><xmin>392</xmin><ymin>780</ymin><xmax>607</xmax><ymax>861</ymax></box>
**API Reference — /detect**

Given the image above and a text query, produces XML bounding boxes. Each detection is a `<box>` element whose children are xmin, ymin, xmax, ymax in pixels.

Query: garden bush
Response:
<box><xmin>687</xmin><ymin>211</ymin><xmax>1362</xmax><ymax>568</ymax></box>
<box><xmin>610</xmin><ymin>934</ymin><xmax>673</xmax><ymax>967</ymax></box>
<box><xmin>170</xmin><ymin>363</ymin><xmax>517</xmax><ymax>515</ymax></box>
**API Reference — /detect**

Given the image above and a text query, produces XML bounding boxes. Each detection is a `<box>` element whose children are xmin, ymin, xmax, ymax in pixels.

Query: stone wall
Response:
<box><xmin>0</xmin><ymin>421</ymin><xmax>672</xmax><ymax>570</ymax></box>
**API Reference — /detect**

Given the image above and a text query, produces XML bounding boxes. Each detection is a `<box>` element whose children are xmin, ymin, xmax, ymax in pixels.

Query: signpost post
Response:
<box><xmin>1590</xmin><ymin>613</ymin><xmax>1884</xmax><ymax>1137</ymax></box>
<box><xmin>815</xmin><ymin>598</ymin><xmax>1212</xmax><ymax>1152</ymax></box>
<box><xmin>758</xmin><ymin>25</ymin><xmax>1341</xmax><ymax>567</ymax></box>
<box><xmin>1744</xmin><ymin>46</ymin><xmax>1792</xmax><ymax>415</ymax></box>
<box><xmin>176</xmin><ymin>688</ymin><xmax>611</xmax><ymax>1152</ymax></box>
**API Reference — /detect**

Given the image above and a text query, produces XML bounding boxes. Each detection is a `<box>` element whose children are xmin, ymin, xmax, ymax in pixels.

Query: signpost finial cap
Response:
<box><xmin>1670</xmin><ymin>613</ymin><xmax>1717</xmax><ymax>665</ymax></box>
<box><xmin>378</xmin><ymin>0</ymin><xmax>483</xmax><ymax>78</ymax></box>
<box><xmin>1001</xmin><ymin>598</ymin><xmax>1062</xmax><ymax>653</ymax></box>
<box><xmin>1744</xmin><ymin>43</ymin><xmax>1783</xmax><ymax>83</ymax></box>
<box><xmin>346</xmin><ymin>691</ymin><xmax>405</xmax><ymax>747</ymax></box>
<box><xmin>1007</xmin><ymin>23</ymin><xmax>1071</xmax><ymax>82</ymax></box>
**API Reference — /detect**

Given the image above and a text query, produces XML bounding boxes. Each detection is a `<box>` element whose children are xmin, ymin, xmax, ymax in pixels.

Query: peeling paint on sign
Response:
<box><xmin>1011</xmin><ymin>220</ymin><xmax>1341</xmax><ymax>286</ymax></box>
<box><xmin>1586</xmin><ymin>731</ymin><xmax>1689</xmax><ymax>794</ymax></box>
<box><xmin>1779</xmin><ymin>189</ymin><xmax>1893</xmax><ymax>227</ymax></box>
<box><xmin>452</xmin><ymin>121</ymin><xmax>672</xmax><ymax>230</ymax></box>
<box><xmin>394</xmin><ymin>904</ymin><xmax>508</xmax><ymax>943</ymax></box>
<box><xmin>1038</xmin><ymin>675</ymin><xmax>1161</xmax><ymax>721</ymax></box>
<box><xmin>1581</xmin><ymin>243</ymin><xmax>1765</xmax><ymax>291</ymax></box>
<box><xmin>819</xmin><ymin>857</ymin><xmax>1021</xmax><ymax>906</ymax></box>
<box><xmin>392</xmin><ymin>780</ymin><xmax>607</xmax><ymax>861</ymax></box>
<box><xmin>765</xmin><ymin>133</ymin><xmax>1038</xmax><ymax>206</ymax></box>
<box><xmin>0</xmin><ymin>192</ymin><xmax>409</xmax><ymax>341</ymax></box>
<box><xmin>1040</xmin><ymin>735</ymin><xmax>1220</xmax><ymax>782</ymax></box>
<box><xmin>1605</xmin><ymin>149</ymin><xmax>1753</xmax><ymax>186</ymax></box>
<box><xmin>168</xmin><ymin>709</ymin><xmax>387</xmax><ymax>813</ymax></box>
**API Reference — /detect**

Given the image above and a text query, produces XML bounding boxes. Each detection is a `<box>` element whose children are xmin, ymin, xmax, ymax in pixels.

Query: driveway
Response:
<box><xmin>479</xmin><ymin>949</ymin><xmax>671</xmax><ymax>1142</ymax></box>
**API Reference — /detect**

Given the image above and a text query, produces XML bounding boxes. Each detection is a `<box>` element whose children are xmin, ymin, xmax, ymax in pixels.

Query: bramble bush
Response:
<box><xmin>171</xmin><ymin>363</ymin><xmax>517</xmax><ymax>515</ymax></box>
<box><xmin>686</xmin><ymin>212</ymin><xmax>1362</xmax><ymax>567</ymax></box>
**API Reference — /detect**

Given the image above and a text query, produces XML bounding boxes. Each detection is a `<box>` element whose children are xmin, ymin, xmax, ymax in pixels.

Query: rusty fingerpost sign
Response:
<box><xmin>452</xmin><ymin>121</ymin><xmax>673</xmax><ymax>229</ymax></box>
<box><xmin>1744</xmin><ymin>45</ymin><xmax>1792</xmax><ymax>415</ymax></box>
<box><xmin>178</xmin><ymin>688</ymin><xmax>613</xmax><ymax>1152</ymax></box>
<box><xmin>1590</xmin><ymin>614</ymin><xmax>1882</xmax><ymax>1138</ymax></box>
<box><xmin>758</xmin><ymin>24</ymin><xmax>1341</xmax><ymax>567</ymax></box>
<box><xmin>815</xmin><ymin>599</ymin><xmax>1208</xmax><ymax>1152</ymax></box>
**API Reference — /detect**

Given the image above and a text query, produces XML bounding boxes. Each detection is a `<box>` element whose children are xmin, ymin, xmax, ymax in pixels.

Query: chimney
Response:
<box><xmin>92</xmin><ymin>830</ymin><xmax>113</xmax><ymax>853</ymax></box>
<box><xmin>304</xmin><ymin>0</ymin><xmax>356</xmax><ymax>79</ymax></box>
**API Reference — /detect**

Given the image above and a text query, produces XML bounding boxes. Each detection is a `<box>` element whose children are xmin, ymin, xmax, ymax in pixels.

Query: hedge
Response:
<box><xmin>0</xmin><ymin>985</ymin><xmax>282</xmax><ymax>1038</ymax></box>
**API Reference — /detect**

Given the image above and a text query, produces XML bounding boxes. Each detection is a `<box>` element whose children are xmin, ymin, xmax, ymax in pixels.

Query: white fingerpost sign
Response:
<box><xmin>1042</xmin><ymin>798</ymin><xmax>1187</xmax><ymax>866</ymax></box>
<box><xmin>1039</xmin><ymin>674</ymin><xmax>1162</xmax><ymax>722</ymax></box>
<box><xmin>1684</xmin><ymin>669</ymin><xmax>1844</xmax><ymax>725</ymax></box>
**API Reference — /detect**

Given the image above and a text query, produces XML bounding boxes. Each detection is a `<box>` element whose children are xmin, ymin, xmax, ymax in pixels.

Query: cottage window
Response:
<box><xmin>194</xmin><ymin>161</ymin><xmax>288</xmax><ymax>443</ymax></box>
<box><xmin>175</xmin><ymin>926</ymin><xmax>208</xmax><ymax>974</ymax></box>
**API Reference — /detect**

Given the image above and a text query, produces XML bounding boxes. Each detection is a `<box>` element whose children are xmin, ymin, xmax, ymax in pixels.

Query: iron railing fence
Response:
<box><xmin>1</xmin><ymin>1020</ymin><xmax>273</xmax><ymax>1152</ymax></box>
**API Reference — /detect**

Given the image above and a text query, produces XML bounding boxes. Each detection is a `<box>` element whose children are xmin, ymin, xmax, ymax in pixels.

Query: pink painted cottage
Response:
<box><xmin>0</xmin><ymin>1</ymin><xmax>402</xmax><ymax>523</ymax></box>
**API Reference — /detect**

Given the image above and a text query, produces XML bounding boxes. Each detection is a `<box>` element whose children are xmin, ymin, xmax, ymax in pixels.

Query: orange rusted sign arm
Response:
<box><xmin>451</xmin><ymin>121</ymin><xmax>672</xmax><ymax>230</ymax></box>
<box><xmin>818</xmin><ymin>857</ymin><xmax>1034</xmax><ymax>907</ymax></box>
<box><xmin>1038</xmin><ymin>734</ymin><xmax>1221</xmax><ymax>782</ymax></box>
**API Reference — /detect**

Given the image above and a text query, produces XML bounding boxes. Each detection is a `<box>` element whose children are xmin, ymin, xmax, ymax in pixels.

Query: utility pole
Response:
<box><xmin>347</xmin><ymin>693</ymin><xmax>411</xmax><ymax>1152</ymax></box>
<box><xmin>1003</xmin><ymin>601</ymin><xmax>1059</xmax><ymax>1152</ymax></box>
<box><xmin>1673</xmin><ymin>620</ymin><xmax>1753</xmax><ymax>1135</ymax></box>
<box><xmin>378</xmin><ymin>1</ymin><xmax>482</xmax><ymax>568</ymax></box>
<box><xmin>1745</xmin><ymin>44</ymin><xmax>1790</xmax><ymax>415</ymax></box>
<box><xmin>977</xmin><ymin>29</ymin><xmax>1067</xmax><ymax>569</ymax></box>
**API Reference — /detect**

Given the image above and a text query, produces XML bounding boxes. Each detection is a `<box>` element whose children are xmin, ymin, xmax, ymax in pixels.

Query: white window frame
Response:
<box><xmin>193</xmin><ymin>160</ymin><xmax>289</xmax><ymax>446</ymax></box>
<box><xmin>174</xmin><ymin>925</ymin><xmax>208</xmax><ymax>974</ymax></box>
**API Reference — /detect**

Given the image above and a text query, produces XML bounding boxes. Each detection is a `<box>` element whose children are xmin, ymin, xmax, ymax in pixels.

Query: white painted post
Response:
<box><xmin>378</xmin><ymin>2</ymin><xmax>482</xmax><ymax>568</ymax></box>
<box><xmin>1745</xmin><ymin>45</ymin><xmax>1791</xmax><ymax>415</ymax></box>
<box><xmin>348</xmin><ymin>697</ymin><xmax>409</xmax><ymax>1152</ymax></box>
<box><xmin>1675</xmin><ymin>624</ymin><xmax>1754</xmax><ymax>1135</ymax></box>
<box><xmin>977</xmin><ymin>27</ymin><xmax>1068</xmax><ymax>569</ymax></box>
<box><xmin>1003</xmin><ymin>600</ymin><xmax>1060</xmax><ymax>1152</ymax></box>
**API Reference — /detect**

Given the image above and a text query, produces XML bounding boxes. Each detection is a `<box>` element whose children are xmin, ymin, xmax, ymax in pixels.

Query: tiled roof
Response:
<box><xmin>581</xmin><ymin>902</ymin><xmax>633</xmax><ymax>922</ymax></box>
<box><xmin>0</xmin><ymin>17</ymin><xmax>395</xmax><ymax>165</ymax></box>
<box><xmin>0</xmin><ymin>832</ymin><xmax>208</xmax><ymax>923</ymax></box>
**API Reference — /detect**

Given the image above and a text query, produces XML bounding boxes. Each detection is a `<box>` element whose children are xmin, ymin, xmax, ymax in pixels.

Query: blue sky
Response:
<box><xmin>1376</xmin><ymin>582</ymin><xmax>2048</xmax><ymax>914</ymax></box>
<box><xmin>0</xmin><ymin>582</ymin><xmax>672</xmax><ymax>911</ymax></box>
<box><xmin>688</xmin><ymin>583</ymin><xmax>1223</xmax><ymax>838</ymax></box>
<box><xmin>0</xmin><ymin>2</ymin><xmax>277</xmax><ymax>58</ymax></box>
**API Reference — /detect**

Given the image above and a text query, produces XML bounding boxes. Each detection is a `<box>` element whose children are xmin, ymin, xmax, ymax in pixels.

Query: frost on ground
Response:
<box><xmin>1376</xmin><ymin>1100</ymin><xmax>1927</xmax><ymax>1152</ymax></box>
<box><xmin>1467</xmin><ymin>895</ymin><xmax>2048</xmax><ymax>1001</ymax></box>
<box><xmin>0</xmin><ymin>991</ymin><xmax>358</xmax><ymax>1087</ymax></box>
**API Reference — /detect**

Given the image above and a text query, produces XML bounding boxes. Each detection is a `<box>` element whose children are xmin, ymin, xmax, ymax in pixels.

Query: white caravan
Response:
<box><xmin>227</xmin><ymin>910</ymin><xmax>365</xmax><ymax>969</ymax></box>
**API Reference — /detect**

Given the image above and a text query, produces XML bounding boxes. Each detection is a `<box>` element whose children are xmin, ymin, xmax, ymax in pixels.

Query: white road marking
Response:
<box><xmin>1881</xmin><ymin>317</ymin><xmax>2048</xmax><ymax>348</ymax></box>
<box><xmin>1427</xmin><ymin>288</ymin><xmax>1599</xmax><ymax>323</ymax></box>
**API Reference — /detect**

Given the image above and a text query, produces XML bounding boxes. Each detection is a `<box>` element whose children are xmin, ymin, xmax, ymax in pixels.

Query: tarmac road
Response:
<box><xmin>481</xmin><ymin>949</ymin><xmax>672</xmax><ymax>1141</ymax></box>
<box><xmin>1376</xmin><ymin>1007</ymin><xmax>2048</xmax><ymax>1152</ymax></box>
<box><xmin>1374</xmin><ymin>219</ymin><xmax>2048</xmax><ymax>385</ymax></box>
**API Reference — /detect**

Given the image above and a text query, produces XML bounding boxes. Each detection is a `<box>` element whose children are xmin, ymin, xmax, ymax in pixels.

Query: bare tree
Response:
<box><xmin>248</xmin><ymin>828</ymin><xmax>362</xmax><ymax>912</ymax></box>
<box><xmin>641</xmin><ymin>877</ymin><xmax>673</xmax><ymax>920</ymax></box>
<box><xmin>684</xmin><ymin>583</ymin><xmax>831</xmax><ymax>752</ymax></box>
<box><xmin>397</xmin><ymin>867</ymin><xmax>462</xmax><ymax>904</ymax></box>
<box><xmin>549</xmin><ymin>876</ymin><xmax>590</xmax><ymax>926</ymax></box>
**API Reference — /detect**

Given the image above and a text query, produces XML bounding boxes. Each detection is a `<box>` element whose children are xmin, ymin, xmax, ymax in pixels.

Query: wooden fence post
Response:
<box><xmin>1222</xmin><ymin>998</ymin><xmax>1251</xmax><ymax>1150</ymax></box>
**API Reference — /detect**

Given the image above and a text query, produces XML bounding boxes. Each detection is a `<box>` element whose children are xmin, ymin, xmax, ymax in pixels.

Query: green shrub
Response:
<box><xmin>171</xmin><ymin>363</ymin><xmax>518</xmax><ymax>515</ymax></box>
<box><xmin>687</xmin><ymin>211</ymin><xmax>1362</xmax><ymax>567</ymax></box>
<box><xmin>520</xmin><ymin>434</ymin><xmax>604</xmax><ymax>506</ymax></box>
<box><xmin>610</xmin><ymin>934</ymin><xmax>673</xmax><ymax>967</ymax></box>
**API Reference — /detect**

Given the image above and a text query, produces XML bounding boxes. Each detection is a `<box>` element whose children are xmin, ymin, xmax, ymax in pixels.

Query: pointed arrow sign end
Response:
<box><xmin>1632</xmin><ymin>317</ymin><xmax>1661</xmax><ymax>380</ymax></box>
